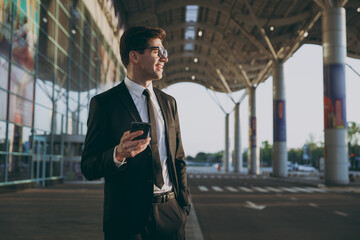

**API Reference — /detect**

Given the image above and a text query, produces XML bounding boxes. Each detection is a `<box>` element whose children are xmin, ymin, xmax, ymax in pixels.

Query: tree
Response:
<box><xmin>348</xmin><ymin>122</ymin><xmax>360</xmax><ymax>169</ymax></box>
<box><xmin>195</xmin><ymin>152</ymin><xmax>207</xmax><ymax>162</ymax></box>
<box><xmin>348</xmin><ymin>122</ymin><xmax>360</xmax><ymax>146</ymax></box>
<box><xmin>260</xmin><ymin>141</ymin><xmax>272</xmax><ymax>167</ymax></box>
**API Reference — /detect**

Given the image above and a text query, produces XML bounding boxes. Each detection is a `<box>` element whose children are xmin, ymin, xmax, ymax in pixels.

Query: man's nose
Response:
<box><xmin>160</xmin><ymin>55</ymin><xmax>168</xmax><ymax>63</ymax></box>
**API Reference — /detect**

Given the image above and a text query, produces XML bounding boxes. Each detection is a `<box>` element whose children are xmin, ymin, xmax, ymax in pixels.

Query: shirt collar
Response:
<box><xmin>124</xmin><ymin>76</ymin><xmax>155</xmax><ymax>98</ymax></box>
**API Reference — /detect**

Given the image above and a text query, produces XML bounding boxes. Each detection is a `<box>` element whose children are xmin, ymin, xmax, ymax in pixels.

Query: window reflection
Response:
<box><xmin>0</xmin><ymin>0</ymin><xmax>12</xmax><ymax>59</ymax></box>
<box><xmin>7</xmin><ymin>123</ymin><xmax>32</xmax><ymax>154</ymax></box>
<box><xmin>0</xmin><ymin>121</ymin><xmax>6</xmax><ymax>152</ymax></box>
<box><xmin>1</xmin><ymin>0</ymin><xmax>125</xmax><ymax>182</ymax></box>
<box><xmin>0</xmin><ymin>154</ymin><xmax>5</xmax><ymax>182</ymax></box>
<box><xmin>34</xmin><ymin>103</ymin><xmax>51</xmax><ymax>132</ymax></box>
<box><xmin>9</xmin><ymin>93</ymin><xmax>33</xmax><ymax>127</ymax></box>
<box><xmin>12</xmin><ymin>0</ymin><xmax>39</xmax><ymax>73</ymax></box>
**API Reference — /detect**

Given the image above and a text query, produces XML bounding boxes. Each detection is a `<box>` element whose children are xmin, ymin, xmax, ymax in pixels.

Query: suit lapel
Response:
<box><xmin>117</xmin><ymin>81</ymin><xmax>142</xmax><ymax>122</ymax></box>
<box><xmin>154</xmin><ymin>88</ymin><xmax>180</xmax><ymax>194</ymax></box>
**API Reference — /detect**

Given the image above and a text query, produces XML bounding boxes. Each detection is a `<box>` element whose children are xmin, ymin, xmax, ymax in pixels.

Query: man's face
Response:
<box><xmin>137</xmin><ymin>38</ymin><xmax>168</xmax><ymax>81</ymax></box>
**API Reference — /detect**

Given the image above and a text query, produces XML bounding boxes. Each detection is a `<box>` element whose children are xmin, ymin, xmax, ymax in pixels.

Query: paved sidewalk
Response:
<box><xmin>0</xmin><ymin>181</ymin><xmax>203</xmax><ymax>240</ymax></box>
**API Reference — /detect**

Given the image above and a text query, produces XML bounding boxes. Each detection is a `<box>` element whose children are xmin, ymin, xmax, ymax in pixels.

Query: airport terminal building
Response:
<box><xmin>0</xmin><ymin>0</ymin><xmax>125</xmax><ymax>185</ymax></box>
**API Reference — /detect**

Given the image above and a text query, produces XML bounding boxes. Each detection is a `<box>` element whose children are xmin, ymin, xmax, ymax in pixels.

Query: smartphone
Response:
<box><xmin>130</xmin><ymin>122</ymin><xmax>151</xmax><ymax>140</ymax></box>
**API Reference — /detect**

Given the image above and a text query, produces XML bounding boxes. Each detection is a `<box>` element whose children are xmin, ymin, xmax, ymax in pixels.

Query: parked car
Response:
<box><xmin>288</xmin><ymin>162</ymin><xmax>318</xmax><ymax>172</ymax></box>
<box><xmin>296</xmin><ymin>165</ymin><xmax>318</xmax><ymax>172</ymax></box>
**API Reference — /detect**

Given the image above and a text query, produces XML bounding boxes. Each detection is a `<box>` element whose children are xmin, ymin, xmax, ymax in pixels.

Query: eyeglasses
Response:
<box><xmin>135</xmin><ymin>46</ymin><xmax>168</xmax><ymax>59</ymax></box>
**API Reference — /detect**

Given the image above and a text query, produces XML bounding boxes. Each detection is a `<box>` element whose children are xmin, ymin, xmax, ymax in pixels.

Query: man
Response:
<box><xmin>81</xmin><ymin>26</ymin><xmax>190</xmax><ymax>240</ymax></box>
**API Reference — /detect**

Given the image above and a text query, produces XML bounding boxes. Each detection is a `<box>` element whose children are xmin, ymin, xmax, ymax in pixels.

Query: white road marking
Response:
<box><xmin>308</xmin><ymin>203</ymin><xmax>318</xmax><ymax>207</ymax></box>
<box><xmin>245</xmin><ymin>201</ymin><xmax>266</xmax><ymax>210</ymax></box>
<box><xmin>225</xmin><ymin>186</ymin><xmax>239</xmax><ymax>192</ymax></box>
<box><xmin>304</xmin><ymin>187</ymin><xmax>327</xmax><ymax>193</ymax></box>
<box><xmin>334</xmin><ymin>211</ymin><xmax>348</xmax><ymax>217</ymax></box>
<box><xmin>252</xmin><ymin>187</ymin><xmax>269</xmax><ymax>193</ymax></box>
<box><xmin>239</xmin><ymin>187</ymin><xmax>254</xmax><ymax>192</ymax></box>
<box><xmin>265</xmin><ymin>187</ymin><xmax>283</xmax><ymax>193</ymax></box>
<box><xmin>189</xmin><ymin>175</ymin><xmax>194</xmax><ymax>178</ymax></box>
<box><xmin>198</xmin><ymin>186</ymin><xmax>209</xmax><ymax>192</ymax></box>
<box><xmin>292</xmin><ymin>187</ymin><xmax>314</xmax><ymax>193</ymax></box>
<box><xmin>212</xmin><ymin>186</ymin><xmax>224</xmax><ymax>192</ymax></box>
<box><xmin>280</xmin><ymin>187</ymin><xmax>299</xmax><ymax>193</ymax></box>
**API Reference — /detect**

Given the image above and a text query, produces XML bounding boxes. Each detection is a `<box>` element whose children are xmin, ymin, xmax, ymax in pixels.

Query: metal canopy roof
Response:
<box><xmin>115</xmin><ymin>0</ymin><xmax>360</xmax><ymax>93</ymax></box>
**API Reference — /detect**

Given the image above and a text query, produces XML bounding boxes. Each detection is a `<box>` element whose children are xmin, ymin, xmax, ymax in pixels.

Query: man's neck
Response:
<box><xmin>127</xmin><ymin>71</ymin><xmax>152</xmax><ymax>88</ymax></box>
<box><xmin>126</xmin><ymin>75</ymin><xmax>152</xmax><ymax>88</ymax></box>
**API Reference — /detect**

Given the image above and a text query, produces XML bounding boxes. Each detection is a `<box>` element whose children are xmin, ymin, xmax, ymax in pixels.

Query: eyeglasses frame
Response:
<box><xmin>134</xmin><ymin>46</ymin><xmax>168</xmax><ymax>59</ymax></box>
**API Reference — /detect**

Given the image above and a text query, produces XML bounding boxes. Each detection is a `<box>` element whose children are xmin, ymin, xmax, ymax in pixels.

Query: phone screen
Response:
<box><xmin>130</xmin><ymin>122</ymin><xmax>150</xmax><ymax>140</ymax></box>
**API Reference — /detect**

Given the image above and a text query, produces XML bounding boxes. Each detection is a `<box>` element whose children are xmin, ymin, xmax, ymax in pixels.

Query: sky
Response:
<box><xmin>163</xmin><ymin>44</ymin><xmax>360</xmax><ymax>157</ymax></box>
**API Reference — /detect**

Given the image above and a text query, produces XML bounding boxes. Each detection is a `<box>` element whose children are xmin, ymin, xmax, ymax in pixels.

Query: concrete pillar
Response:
<box><xmin>224</xmin><ymin>113</ymin><xmax>230</xmax><ymax>172</ymax></box>
<box><xmin>234</xmin><ymin>103</ymin><xmax>242</xmax><ymax>173</ymax></box>
<box><xmin>272</xmin><ymin>62</ymin><xmax>288</xmax><ymax>177</ymax></box>
<box><xmin>322</xmin><ymin>7</ymin><xmax>349</xmax><ymax>185</ymax></box>
<box><xmin>248</xmin><ymin>87</ymin><xmax>260</xmax><ymax>175</ymax></box>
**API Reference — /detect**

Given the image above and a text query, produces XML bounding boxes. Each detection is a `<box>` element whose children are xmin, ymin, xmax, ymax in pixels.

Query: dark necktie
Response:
<box><xmin>143</xmin><ymin>89</ymin><xmax>164</xmax><ymax>189</ymax></box>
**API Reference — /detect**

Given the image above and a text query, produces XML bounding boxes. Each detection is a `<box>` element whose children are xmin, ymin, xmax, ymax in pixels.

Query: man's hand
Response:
<box><xmin>115</xmin><ymin>130</ymin><xmax>151</xmax><ymax>161</ymax></box>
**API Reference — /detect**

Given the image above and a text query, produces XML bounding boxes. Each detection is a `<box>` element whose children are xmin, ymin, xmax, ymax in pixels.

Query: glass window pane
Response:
<box><xmin>12</xmin><ymin>1</ymin><xmax>39</xmax><ymax>73</ymax></box>
<box><xmin>57</xmin><ymin>47</ymin><xmax>68</xmax><ymax>73</ymax></box>
<box><xmin>10</xmin><ymin>64</ymin><xmax>34</xmax><ymax>100</ymax></box>
<box><xmin>40</xmin><ymin>3</ymin><xmax>55</xmax><ymax>40</ymax></box>
<box><xmin>69</xmin><ymin>91</ymin><xmax>78</xmax><ymax>108</ymax></box>
<box><xmin>54</xmin><ymin>112</ymin><xmax>65</xmax><ymax>135</ymax></box>
<box><xmin>54</xmin><ymin>70</ymin><xmax>67</xmax><ymax>116</ymax></box>
<box><xmin>0</xmin><ymin>57</ymin><xmax>9</xmax><ymax>121</ymax></box>
<box><xmin>0</xmin><ymin>121</ymin><xmax>6</xmax><ymax>152</ymax></box>
<box><xmin>82</xmin><ymin>70</ymin><xmax>89</xmax><ymax>91</ymax></box>
<box><xmin>35</xmin><ymin>79</ymin><xmax>52</xmax><ymax>107</ymax></box>
<box><xmin>71</xmin><ymin>44</ymin><xmax>80</xmax><ymax>64</ymax></box>
<box><xmin>82</xmin><ymin>41</ymin><xmax>90</xmax><ymax>68</ymax></box>
<box><xmin>38</xmin><ymin>30</ymin><xmax>55</xmax><ymax>63</ymax></box>
<box><xmin>8</xmin><ymin>93</ymin><xmax>33</xmax><ymax>127</ymax></box>
<box><xmin>58</xmin><ymin>4</ymin><xmax>70</xmax><ymax>31</ymax></box>
<box><xmin>57</xmin><ymin>48</ymin><xmax>68</xmax><ymax>72</ymax></box>
<box><xmin>0</xmin><ymin>89</ymin><xmax>7</xmax><ymax>121</ymax></box>
<box><xmin>37</xmin><ymin>51</ymin><xmax>54</xmax><ymax>82</ymax></box>
<box><xmin>0</xmin><ymin>154</ymin><xmax>6</xmax><ymax>182</ymax></box>
<box><xmin>7</xmin><ymin>123</ymin><xmax>31</xmax><ymax>153</ymax></box>
<box><xmin>0</xmin><ymin>23</ymin><xmax>11</xmax><ymax>59</ymax></box>
<box><xmin>70</xmin><ymin>60</ymin><xmax>79</xmax><ymax>82</ymax></box>
<box><xmin>57</xmin><ymin>27</ymin><xmax>69</xmax><ymax>53</ymax></box>
<box><xmin>7</xmin><ymin>155</ymin><xmax>31</xmax><ymax>181</ymax></box>
<box><xmin>34</xmin><ymin>103</ymin><xmax>51</xmax><ymax>132</ymax></box>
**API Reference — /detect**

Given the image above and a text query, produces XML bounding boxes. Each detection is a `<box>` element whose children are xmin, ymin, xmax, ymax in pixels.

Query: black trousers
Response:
<box><xmin>104</xmin><ymin>198</ymin><xmax>187</xmax><ymax>240</ymax></box>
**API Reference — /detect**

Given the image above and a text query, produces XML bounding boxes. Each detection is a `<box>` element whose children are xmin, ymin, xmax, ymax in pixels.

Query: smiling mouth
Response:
<box><xmin>156</xmin><ymin>65</ymin><xmax>164</xmax><ymax>70</ymax></box>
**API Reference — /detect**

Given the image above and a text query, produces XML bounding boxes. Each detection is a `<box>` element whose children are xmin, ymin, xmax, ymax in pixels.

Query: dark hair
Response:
<box><xmin>120</xmin><ymin>26</ymin><xmax>166</xmax><ymax>67</ymax></box>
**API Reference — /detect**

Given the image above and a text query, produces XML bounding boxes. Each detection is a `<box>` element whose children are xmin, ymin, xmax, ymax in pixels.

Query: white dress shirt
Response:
<box><xmin>113</xmin><ymin>77</ymin><xmax>172</xmax><ymax>194</ymax></box>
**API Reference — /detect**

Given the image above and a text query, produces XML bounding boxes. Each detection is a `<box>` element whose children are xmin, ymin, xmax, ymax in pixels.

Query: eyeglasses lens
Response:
<box><xmin>159</xmin><ymin>47</ymin><xmax>168</xmax><ymax>58</ymax></box>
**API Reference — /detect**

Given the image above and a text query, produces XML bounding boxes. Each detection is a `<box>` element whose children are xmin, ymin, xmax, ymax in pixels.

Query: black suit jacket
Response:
<box><xmin>81</xmin><ymin>81</ymin><xmax>190</xmax><ymax>234</ymax></box>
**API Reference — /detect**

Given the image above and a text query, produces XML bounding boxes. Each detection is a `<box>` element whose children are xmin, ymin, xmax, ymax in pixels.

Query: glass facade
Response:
<box><xmin>0</xmin><ymin>0</ymin><xmax>124</xmax><ymax>184</ymax></box>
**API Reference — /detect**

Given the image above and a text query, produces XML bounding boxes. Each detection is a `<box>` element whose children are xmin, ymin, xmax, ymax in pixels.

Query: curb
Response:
<box><xmin>185</xmin><ymin>199</ymin><xmax>204</xmax><ymax>240</ymax></box>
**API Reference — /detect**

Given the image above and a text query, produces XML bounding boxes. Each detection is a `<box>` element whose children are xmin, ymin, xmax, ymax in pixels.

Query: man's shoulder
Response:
<box><xmin>92</xmin><ymin>82</ymin><xmax>124</xmax><ymax>102</ymax></box>
<box><xmin>154</xmin><ymin>87</ymin><xmax>176</xmax><ymax>102</ymax></box>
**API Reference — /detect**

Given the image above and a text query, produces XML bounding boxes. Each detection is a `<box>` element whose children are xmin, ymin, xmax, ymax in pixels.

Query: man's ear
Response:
<box><xmin>129</xmin><ymin>51</ymin><xmax>139</xmax><ymax>63</ymax></box>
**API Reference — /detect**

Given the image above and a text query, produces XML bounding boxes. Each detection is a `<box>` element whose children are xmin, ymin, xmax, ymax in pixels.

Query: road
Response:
<box><xmin>187</xmin><ymin>171</ymin><xmax>360</xmax><ymax>240</ymax></box>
